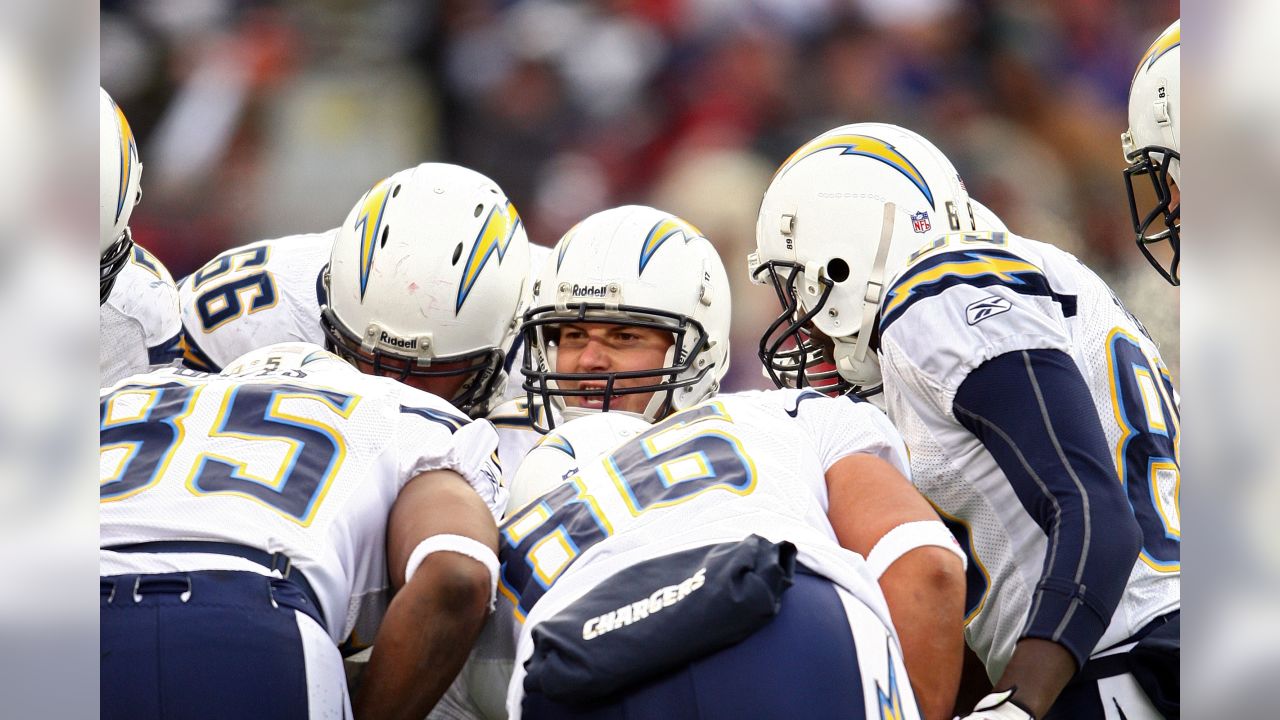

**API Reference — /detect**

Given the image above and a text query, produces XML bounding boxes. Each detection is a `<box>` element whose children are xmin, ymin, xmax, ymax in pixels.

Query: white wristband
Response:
<box><xmin>404</xmin><ymin>534</ymin><xmax>500</xmax><ymax>611</ymax></box>
<box><xmin>866</xmin><ymin>520</ymin><xmax>967</xmax><ymax>579</ymax></box>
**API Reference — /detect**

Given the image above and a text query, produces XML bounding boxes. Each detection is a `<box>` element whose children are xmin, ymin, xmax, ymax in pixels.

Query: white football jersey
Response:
<box><xmin>99</xmin><ymin>352</ymin><xmax>503</xmax><ymax>646</ymax></box>
<box><xmin>177</xmin><ymin>230</ymin><xmax>335</xmax><ymax>371</ymax></box>
<box><xmin>100</xmin><ymin>244</ymin><xmax>182</xmax><ymax>387</ymax></box>
<box><xmin>496</xmin><ymin>389</ymin><xmax>910</xmax><ymax>716</ymax></box>
<box><xmin>877</xmin><ymin>231</ymin><xmax>1180</xmax><ymax>679</ymax></box>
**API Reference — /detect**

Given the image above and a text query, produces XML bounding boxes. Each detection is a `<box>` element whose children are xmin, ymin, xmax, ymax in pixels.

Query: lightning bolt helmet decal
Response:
<box><xmin>354</xmin><ymin>177</ymin><xmax>394</xmax><ymax>301</ymax></box>
<box><xmin>775</xmin><ymin>133</ymin><xmax>935</xmax><ymax>206</ymax></box>
<box><xmin>457</xmin><ymin>200</ymin><xmax>521</xmax><ymax>313</ymax></box>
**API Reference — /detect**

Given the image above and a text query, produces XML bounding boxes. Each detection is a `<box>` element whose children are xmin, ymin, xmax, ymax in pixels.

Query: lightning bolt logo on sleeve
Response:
<box><xmin>638</xmin><ymin>216</ymin><xmax>704</xmax><ymax>275</ymax></box>
<box><xmin>774</xmin><ymin>134</ymin><xmax>934</xmax><ymax>206</ymax></box>
<box><xmin>113</xmin><ymin>102</ymin><xmax>138</xmax><ymax>224</ymax></box>
<box><xmin>457</xmin><ymin>200</ymin><xmax>521</xmax><ymax>313</ymax></box>
<box><xmin>354</xmin><ymin>178</ymin><xmax>393</xmax><ymax>301</ymax></box>
<box><xmin>880</xmin><ymin>249</ymin><xmax>1077</xmax><ymax>332</ymax></box>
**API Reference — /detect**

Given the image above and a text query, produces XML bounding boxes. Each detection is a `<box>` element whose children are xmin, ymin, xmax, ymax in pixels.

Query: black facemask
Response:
<box><xmin>1123</xmin><ymin>146</ymin><xmax>1181</xmax><ymax>286</ymax></box>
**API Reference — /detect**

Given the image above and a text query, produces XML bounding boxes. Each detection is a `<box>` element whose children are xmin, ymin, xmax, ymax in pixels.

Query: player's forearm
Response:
<box><xmin>991</xmin><ymin>638</ymin><xmax>1077</xmax><ymax>719</ymax></box>
<box><xmin>954</xmin><ymin>348</ymin><xmax>1143</xmax><ymax>666</ymax></box>
<box><xmin>879</xmin><ymin>546</ymin><xmax>967</xmax><ymax>720</ymax></box>
<box><xmin>953</xmin><ymin>644</ymin><xmax>994</xmax><ymax>717</ymax></box>
<box><xmin>355</xmin><ymin>555</ymin><xmax>493</xmax><ymax>719</ymax></box>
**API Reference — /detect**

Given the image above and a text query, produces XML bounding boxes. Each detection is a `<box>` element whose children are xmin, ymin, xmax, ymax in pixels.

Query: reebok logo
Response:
<box><xmin>966</xmin><ymin>296</ymin><xmax>1011</xmax><ymax>325</ymax></box>
<box><xmin>571</xmin><ymin>284</ymin><xmax>608</xmax><ymax>298</ymax></box>
<box><xmin>379</xmin><ymin>331</ymin><xmax>417</xmax><ymax>350</ymax></box>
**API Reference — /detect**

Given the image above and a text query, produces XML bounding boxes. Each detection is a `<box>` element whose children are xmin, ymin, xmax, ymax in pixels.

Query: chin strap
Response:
<box><xmin>853</xmin><ymin>201</ymin><xmax>895</xmax><ymax>365</ymax></box>
<box><xmin>640</xmin><ymin>344</ymin><xmax>680</xmax><ymax>422</ymax></box>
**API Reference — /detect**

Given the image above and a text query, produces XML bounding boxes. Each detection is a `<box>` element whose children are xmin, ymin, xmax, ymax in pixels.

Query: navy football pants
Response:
<box><xmin>101</xmin><ymin>570</ymin><xmax>327</xmax><ymax>720</ymax></box>
<box><xmin>522</xmin><ymin>572</ymin><xmax>870</xmax><ymax>720</ymax></box>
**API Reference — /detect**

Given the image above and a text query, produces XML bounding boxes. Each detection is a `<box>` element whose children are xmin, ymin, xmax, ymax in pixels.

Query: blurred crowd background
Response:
<box><xmin>100</xmin><ymin>0</ymin><xmax>1181</xmax><ymax>390</ymax></box>
<box><xmin>0</xmin><ymin>0</ymin><xmax>1242</xmax><ymax>716</ymax></box>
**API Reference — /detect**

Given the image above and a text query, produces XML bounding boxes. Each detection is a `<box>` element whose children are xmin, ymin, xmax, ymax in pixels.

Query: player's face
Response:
<box><xmin>353</xmin><ymin>355</ymin><xmax>472</xmax><ymax>403</ymax></box>
<box><xmin>553</xmin><ymin>322</ymin><xmax>674</xmax><ymax>415</ymax></box>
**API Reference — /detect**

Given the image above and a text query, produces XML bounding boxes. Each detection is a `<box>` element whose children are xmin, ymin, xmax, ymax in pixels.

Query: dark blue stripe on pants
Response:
<box><xmin>522</xmin><ymin>572</ymin><xmax>867</xmax><ymax>719</ymax></box>
<box><xmin>101</xmin><ymin>570</ymin><xmax>316</xmax><ymax>720</ymax></box>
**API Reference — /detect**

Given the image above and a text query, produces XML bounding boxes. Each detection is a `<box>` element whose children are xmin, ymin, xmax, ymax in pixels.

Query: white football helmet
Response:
<box><xmin>522</xmin><ymin>205</ymin><xmax>732</xmax><ymax>431</ymax></box>
<box><xmin>321</xmin><ymin>163</ymin><xmax>531</xmax><ymax>417</ymax></box>
<box><xmin>100</xmin><ymin>88</ymin><xmax>142</xmax><ymax>304</ymax></box>
<box><xmin>1122</xmin><ymin>19</ymin><xmax>1181</xmax><ymax>285</ymax></box>
<box><xmin>505</xmin><ymin>411</ymin><xmax>650</xmax><ymax>517</ymax></box>
<box><xmin>750</xmin><ymin>122</ymin><xmax>975</xmax><ymax>397</ymax></box>
<box><xmin>221</xmin><ymin>342</ymin><xmax>352</xmax><ymax>377</ymax></box>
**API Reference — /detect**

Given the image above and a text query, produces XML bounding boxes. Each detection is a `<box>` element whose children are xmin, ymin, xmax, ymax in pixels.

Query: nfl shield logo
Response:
<box><xmin>911</xmin><ymin>211</ymin><xmax>931</xmax><ymax>234</ymax></box>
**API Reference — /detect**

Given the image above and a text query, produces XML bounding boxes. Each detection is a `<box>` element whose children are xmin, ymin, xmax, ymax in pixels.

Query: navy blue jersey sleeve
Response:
<box><xmin>953</xmin><ymin>348</ymin><xmax>1141</xmax><ymax>669</ymax></box>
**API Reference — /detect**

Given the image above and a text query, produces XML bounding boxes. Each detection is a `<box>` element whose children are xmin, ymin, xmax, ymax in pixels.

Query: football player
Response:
<box><xmin>752</xmin><ymin>123</ymin><xmax>1180</xmax><ymax>719</ymax></box>
<box><xmin>500</xmin><ymin>392</ymin><xmax>965</xmax><ymax>720</ymax></box>
<box><xmin>100</xmin><ymin>88</ymin><xmax>182</xmax><ymax>387</ymax></box>
<box><xmin>178</xmin><ymin>162</ymin><xmax>534</xmax><ymax>422</ymax></box>
<box><xmin>100</xmin><ymin>342</ymin><xmax>503</xmax><ymax>719</ymax></box>
<box><xmin>428</xmin><ymin>205</ymin><xmax>737</xmax><ymax>720</ymax></box>
<box><xmin>1122</xmin><ymin>20</ymin><xmax>1181</xmax><ymax>286</ymax></box>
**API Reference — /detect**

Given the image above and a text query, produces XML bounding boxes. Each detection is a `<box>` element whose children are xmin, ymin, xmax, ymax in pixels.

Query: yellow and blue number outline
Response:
<box><xmin>496</xmin><ymin>401</ymin><xmax>760</xmax><ymax>623</ymax></box>
<box><xmin>191</xmin><ymin>246</ymin><xmax>270</xmax><ymax>290</ymax></box>
<box><xmin>100</xmin><ymin>384</ymin><xmax>203</xmax><ymax>502</ymax></box>
<box><xmin>185</xmin><ymin>386</ymin><xmax>360</xmax><ymax>527</ymax></box>
<box><xmin>497</xmin><ymin>479</ymin><xmax>614</xmax><ymax>623</ymax></box>
<box><xmin>1105</xmin><ymin>327</ymin><xmax>1180</xmax><ymax>572</ymax></box>
<box><xmin>191</xmin><ymin>247</ymin><xmax>278</xmax><ymax>334</ymax></box>
<box><xmin>130</xmin><ymin>245</ymin><xmax>166</xmax><ymax>281</ymax></box>
<box><xmin>196</xmin><ymin>273</ymin><xmax>280</xmax><ymax>333</ymax></box>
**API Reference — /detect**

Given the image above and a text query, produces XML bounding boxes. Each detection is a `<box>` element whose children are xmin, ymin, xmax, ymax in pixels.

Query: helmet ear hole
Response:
<box><xmin>826</xmin><ymin>258</ymin><xmax>850</xmax><ymax>283</ymax></box>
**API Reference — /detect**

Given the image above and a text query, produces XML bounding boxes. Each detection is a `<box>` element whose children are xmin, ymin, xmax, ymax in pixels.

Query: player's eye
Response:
<box><xmin>558</xmin><ymin>326</ymin><xmax>588</xmax><ymax>347</ymax></box>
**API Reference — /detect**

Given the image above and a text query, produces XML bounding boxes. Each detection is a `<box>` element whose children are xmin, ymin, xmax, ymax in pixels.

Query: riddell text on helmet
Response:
<box><xmin>379</xmin><ymin>331</ymin><xmax>418</xmax><ymax>350</ymax></box>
